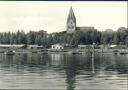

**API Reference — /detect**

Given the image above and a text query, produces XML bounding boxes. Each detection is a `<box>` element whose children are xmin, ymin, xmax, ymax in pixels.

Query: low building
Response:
<box><xmin>107</xmin><ymin>45</ymin><xmax>118</xmax><ymax>49</ymax></box>
<box><xmin>78</xmin><ymin>45</ymin><xmax>88</xmax><ymax>49</ymax></box>
<box><xmin>27</xmin><ymin>45</ymin><xmax>44</xmax><ymax>49</ymax></box>
<box><xmin>51</xmin><ymin>44</ymin><xmax>64</xmax><ymax>50</ymax></box>
<box><xmin>78</xmin><ymin>44</ymin><xmax>102</xmax><ymax>49</ymax></box>
<box><xmin>78</xmin><ymin>45</ymin><xmax>96</xmax><ymax>49</ymax></box>
<box><xmin>76</xmin><ymin>26</ymin><xmax>95</xmax><ymax>32</ymax></box>
<box><xmin>0</xmin><ymin>44</ymin><xmax>25</xmax><ymax>49</ymax></box>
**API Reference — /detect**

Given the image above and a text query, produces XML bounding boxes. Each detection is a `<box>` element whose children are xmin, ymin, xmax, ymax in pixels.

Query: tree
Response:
<box><xmin>27</xmin><ymin>31</ymin><xmax>36</xmax><ymax>45</ymax></box>
<box><xmin>101</xmin><ymin>29</ymin><xmax>114</xmax><ymax>45</ymax></box>
<box><xmin>117</xmin><ymin>27</ymin><xmax>128</xmax><ymax>45</ymax></box>
<box><xmin>125</xmin><ymin>36</ymin><xmax>128</xmax><ymax>46</ymax></box>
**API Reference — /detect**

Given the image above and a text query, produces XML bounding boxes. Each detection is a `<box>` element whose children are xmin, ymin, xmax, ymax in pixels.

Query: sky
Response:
<box><xmin>0</xmin><ymin>1</ymin><xmax>127</xmax><ymax>33</ymax></box>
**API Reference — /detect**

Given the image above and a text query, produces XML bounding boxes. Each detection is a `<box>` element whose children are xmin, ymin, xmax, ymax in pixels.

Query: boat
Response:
<box><xmin>113</xmin><ymin>50</ymin><xmax>119</xmax><ymax>53</ymax></box>
<box><xmin>120</xmin><ymin>49</ymin><xmax>128</xmax><ymax>55</ymax></box>
<box><xmin>38</xmin><ymin>49</ymin><xmax>48</xmax><ymax>54</ymax></box>
<box><xmin>120</xmin><ymin>52</ymin><xmax>128</xmax><ymax>55</ymax></box>
<box><xmin>42</xmin><ymin>52</ymin><xmax>48</xmax><ymax>54</ymax></box>
<box><xmin>0</xmin><ymin>50</ymin><xmax>4</xmax><ymax>53</ymax></box>
<box><xmin>72</xmin><ymin>51</ymin><xmax>82</xmax><ymax>55</ymax></box>
<box><xmin>4</xmin><ymin>50</ymin><xmax>15</xmax><ymax>55</ymax></box>
<box><xmin>114</xmin><ymin>52</ymin><xmax>118</xmax><ymax>55</ymax></box>
<box><xmin>31</xmin><ymin>51</ymin><xmax>38</xmax><ymax>53</ymax></box>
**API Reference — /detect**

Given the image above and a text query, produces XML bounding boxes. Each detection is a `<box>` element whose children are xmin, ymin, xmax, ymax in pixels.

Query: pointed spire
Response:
<box><xmin>67</xmin><ymin>6</ymin><xmax>76</xmax><ymax>24</ymax></box>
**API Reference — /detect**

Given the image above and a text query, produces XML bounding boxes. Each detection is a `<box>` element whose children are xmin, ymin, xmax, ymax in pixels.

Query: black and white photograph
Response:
<box><xmin>0</xmin><ymin>1</ymin><xmax>127</xmax><ymax>90</ymax></box>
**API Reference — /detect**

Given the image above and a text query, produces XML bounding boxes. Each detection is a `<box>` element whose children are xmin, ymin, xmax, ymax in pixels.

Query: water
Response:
<box><xmin>0</xmin><ymin>52</ymin><xmax>128</xmax><ymax>89</ymax></box>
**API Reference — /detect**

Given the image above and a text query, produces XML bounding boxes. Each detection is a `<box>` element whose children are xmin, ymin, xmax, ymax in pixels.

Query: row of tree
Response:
<box><xmin>0</xmin><ymin>27</ymin><xmax>127</xmax><ymax>48</ymax></box>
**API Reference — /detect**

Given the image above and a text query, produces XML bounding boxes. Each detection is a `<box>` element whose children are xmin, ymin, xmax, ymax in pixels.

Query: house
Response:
<box><xmin>27</xmin><ymin>45</ymin><xmax>44</xmax><ymax>49</ymax></box>
<box><xmin>51</xmin><ymin>44</ymin><xmax>64</xmax><ymax>50</ymax></box>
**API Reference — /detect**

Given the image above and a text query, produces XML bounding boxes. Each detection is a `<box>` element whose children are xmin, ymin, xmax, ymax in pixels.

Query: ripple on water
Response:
<box><xmin>0</xmin><ymin>53</ymin><xmax>128</xmax><ymax>89</ymax></box>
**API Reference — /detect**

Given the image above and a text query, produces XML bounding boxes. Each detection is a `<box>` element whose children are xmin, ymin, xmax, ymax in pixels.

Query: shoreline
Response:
<box><xmin>0</xmin><ymin>48</ymin><xmax>128</xmax><ymax>54</ymax></box>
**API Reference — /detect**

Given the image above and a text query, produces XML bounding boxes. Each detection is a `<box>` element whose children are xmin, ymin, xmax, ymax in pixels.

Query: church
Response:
<box><xmin>66</xmin><ymin>6</ymin><xmax>94</xmax><ymax>34</ymax></box>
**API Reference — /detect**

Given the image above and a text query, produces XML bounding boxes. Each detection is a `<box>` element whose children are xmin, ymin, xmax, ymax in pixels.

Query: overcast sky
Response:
<box><xmin>0</xmin><ymin>1</ymin><xmax>127</xmax><ymax>33</ymax></box>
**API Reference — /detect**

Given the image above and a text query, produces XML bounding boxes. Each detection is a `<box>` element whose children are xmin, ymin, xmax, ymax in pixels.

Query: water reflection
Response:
<box><xmin>0</xmin><ymin>53</ymin><xmax>127</xmax><ymax>89</ymax></box>
<box><xmin>51</xmin><ymin>54</ymin><xmax>64</xmax><ymax>65</ymax></box>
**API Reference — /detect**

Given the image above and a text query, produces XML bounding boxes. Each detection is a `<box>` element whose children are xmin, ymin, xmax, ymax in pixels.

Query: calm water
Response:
<box><xmin>0</xmin><ymin>52</ymin><xmax>128</xmax><ymax>89</ymax></box>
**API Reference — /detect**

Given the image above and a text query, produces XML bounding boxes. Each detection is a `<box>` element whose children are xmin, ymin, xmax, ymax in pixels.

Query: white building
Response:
<box><xmin>51</xmin><ymin>44</ymin><xmax>64</xmax><ymax>50</ymax></box>
<box><xmin>27</xmin><ymin>45</ymin><xmax>43</xmax><ymax>49</ymax></box>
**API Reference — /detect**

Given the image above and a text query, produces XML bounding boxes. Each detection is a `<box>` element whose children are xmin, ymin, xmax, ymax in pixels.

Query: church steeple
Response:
<box><xmin>67</xmin><ymin>6</ymin><xmax>76</xmax><ymax>33</ymax></box>
<box><xmin>67</xmin><ymin>6</ymin><xmax>76</xmax><ymax>24</ymax></box>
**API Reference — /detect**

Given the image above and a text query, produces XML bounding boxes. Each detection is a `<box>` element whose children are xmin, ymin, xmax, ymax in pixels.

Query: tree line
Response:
<box><xmin>0</xmin><ymin>27</ymin><xmax>127</xmax><ymax>48</ymax></box>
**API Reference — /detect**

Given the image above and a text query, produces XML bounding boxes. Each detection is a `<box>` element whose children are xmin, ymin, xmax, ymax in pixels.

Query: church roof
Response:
<box><xmin>67</xmin><ymin>6</ymin><xmax>76</xmax><ymax>24</ymax></box>
<box><xmin>76</xmin><ymin>26</ymin><xmax>95</xmax><ymax>32</ymax></box>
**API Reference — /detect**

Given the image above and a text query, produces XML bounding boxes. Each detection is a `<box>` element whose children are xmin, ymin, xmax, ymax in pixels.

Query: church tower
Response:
<box><xmin>67</xmin><ymin>6</ymin><xmax>76</xmax><ymax>33</ymax></box>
